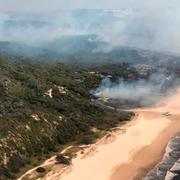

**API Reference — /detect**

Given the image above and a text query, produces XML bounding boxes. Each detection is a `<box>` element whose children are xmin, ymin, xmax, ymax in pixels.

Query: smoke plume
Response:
<box><xmin>93</xmin><ymin>71</ymin><xmax>178</xmax><ymax>107</ymax></box>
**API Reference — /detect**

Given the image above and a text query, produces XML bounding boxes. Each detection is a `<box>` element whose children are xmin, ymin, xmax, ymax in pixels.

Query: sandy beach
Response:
<box><xmin>110</xmin><ymin>114</ymin><xmax>180</xmax><ymax>180</ymax></box>
<box><xmin>110</xmin><ymin>91</ymin><xmax>180</xmax><ymax>180</ymax></box>
<box><xmin>56</xmin><ymin>115</ymin><xmax>170</xmax><ymax>180</ymax></box>
<box><xmin>55</xmin><ymin>91</ymin><xmax>180</xmax><ymax>180</ymax></box>
<box><xmin>20</xmin><ymin>90</ymin><xmax>180</xmax><ymax>180</ymax></box>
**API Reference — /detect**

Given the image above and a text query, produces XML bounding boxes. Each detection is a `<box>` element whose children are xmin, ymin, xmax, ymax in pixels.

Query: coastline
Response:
<box><xmin>110</xmin><ymin>114</ymin><xmax>180</xmax><ymax>180</ymax></box>
<box><xmin>48</xmin><ymin>111</ymin><xmax>171</xmax><ymax>180</ymax></box>
<box><xmin>144</xmin><ymin>132</ymin><xmax>180</xmax><ymax>180</ymax></box>
<box><xmin>18</xmin><ymin>112</ymin><xmax>175</xmax><ymax>180</ymax></box>
<box><xmin>19</xmin><ymin>91</ymin><xmax>180</xmax><ymax>180</ymax></box>
<box><xmin>110</xmin><ymin>91</ymin><xmax>180</xmax><ymax>180</ymax></box>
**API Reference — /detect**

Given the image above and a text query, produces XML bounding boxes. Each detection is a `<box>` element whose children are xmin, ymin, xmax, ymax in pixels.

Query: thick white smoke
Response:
<box><xmin>93</xmin><ymin>72</ymin><xmax>173</xmax><ymax>106</ymax></box>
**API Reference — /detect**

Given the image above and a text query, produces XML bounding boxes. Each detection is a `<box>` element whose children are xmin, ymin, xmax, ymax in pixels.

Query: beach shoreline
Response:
<box><xmin>110</xmin><ymin>114</ymin><xmax>180</xmax><ymax>180</ymax></box>
<box><xmin>51</xmin><ymin>112</ymin><xmax>172</xmax><ymax>180</ymax></box>
<box><xmin>19</xmin><ymin>91</ymin><xmax>180</xmax><ymax>180</ymax></box>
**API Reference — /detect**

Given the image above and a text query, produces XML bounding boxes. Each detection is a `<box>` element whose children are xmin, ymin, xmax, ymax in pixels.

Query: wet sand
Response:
<box><xmin>110</xmin><ymin>114</ymin><xmax>180</xmax><ymax>180</ymax></box>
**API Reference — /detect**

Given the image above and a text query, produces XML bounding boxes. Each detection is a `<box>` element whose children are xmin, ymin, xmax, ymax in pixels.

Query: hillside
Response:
<box><xmin>0</xmin><ymin>39</ymin><xmax>179</xmax><ymax>65</ymax></box>
<box><xmin>0</xmin><ymin>56</ymin><xmax>136</xmax><ymax>179</ymax></box>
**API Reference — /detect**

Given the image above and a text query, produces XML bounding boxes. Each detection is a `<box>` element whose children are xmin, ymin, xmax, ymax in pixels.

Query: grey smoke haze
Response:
<box><xmin>96</xmin><ymin>8</ymin><xmax>180</xmax><ymax>53</ymax></box>
<box><xmin>0</xmin><ymin>1</ymin><xmax>180</xmax><ymax>53</ymax></box>
<box><xmin>94</xmin><ymin>72</ymin><xmax>177</xmax><ymax>106</ymax></box>
<box><xmin>0</xmin><ymin>0</ymin><xmax>179</xmax><ymax>12</ymax></box>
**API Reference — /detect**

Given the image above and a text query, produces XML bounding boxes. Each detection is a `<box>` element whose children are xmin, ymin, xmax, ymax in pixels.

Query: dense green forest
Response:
<box><xmin>0</xmin><ymin>56</ymin><xmax>137</xmax><ymax>179</ymax></box>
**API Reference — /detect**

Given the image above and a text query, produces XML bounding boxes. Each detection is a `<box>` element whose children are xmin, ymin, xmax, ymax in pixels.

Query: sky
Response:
<box><xmin>0</xmin><ymin>0</ymin><xmax>179</xmax><ymax>12</ymax></box>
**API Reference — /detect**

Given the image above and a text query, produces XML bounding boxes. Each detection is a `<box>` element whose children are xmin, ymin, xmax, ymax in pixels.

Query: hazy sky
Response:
<box><xmin>0</xmin><ymin>0</ymin><xmax>179</xmax><ymax>12</ymax></box>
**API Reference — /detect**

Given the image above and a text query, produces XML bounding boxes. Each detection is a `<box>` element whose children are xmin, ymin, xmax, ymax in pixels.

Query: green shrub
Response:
<box><xmin>36</xmin><ymin>167</ymin><xmax>46</xmax><ymax>173</ymax></box>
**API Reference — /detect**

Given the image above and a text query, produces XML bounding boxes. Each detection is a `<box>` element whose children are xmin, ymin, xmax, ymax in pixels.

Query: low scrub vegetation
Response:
<box><xmin>0</xmin><ymin>56</ymin><xmax>136</xmax><ymax>179</ymax></box>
